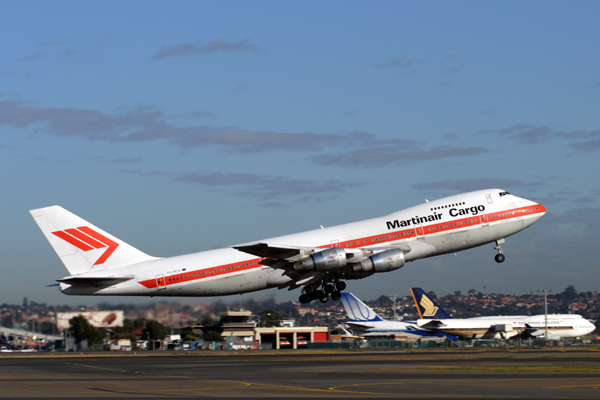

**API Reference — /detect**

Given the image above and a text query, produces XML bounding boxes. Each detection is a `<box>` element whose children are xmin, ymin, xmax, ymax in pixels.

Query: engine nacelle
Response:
<box><xmin>294</xmin><ymin>247</ymin><xmax>347</xmax><ymax>271</ymax></box>
<box><xmin>352</xmin><ymin>249</ymin><xmax>405</xmax><ymax>273</ymax></box>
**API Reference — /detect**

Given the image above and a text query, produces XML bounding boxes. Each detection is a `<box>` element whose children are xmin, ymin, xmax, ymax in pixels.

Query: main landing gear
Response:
<box><xmin>299</xmin><ymin>280</ymin><xmax>346</xmax><ymax>304</ymax></box>
<box><xmin>494</xmin><ymin>239</ymin><xmax>505</xmax><ymax>263</ymax></box>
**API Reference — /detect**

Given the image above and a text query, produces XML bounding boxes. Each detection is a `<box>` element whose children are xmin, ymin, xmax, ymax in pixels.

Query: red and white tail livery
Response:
<box><xmin>30</xmin><ymin>206</ymin><xmax>157</xmax><ymax>275</ymax></box>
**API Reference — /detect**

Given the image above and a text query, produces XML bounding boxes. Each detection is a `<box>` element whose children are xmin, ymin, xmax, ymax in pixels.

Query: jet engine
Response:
<box><xmin>352</xmin><ymin>249</ymin><xmax>405</xmax><ymax>273</ymax></box>
<box><xmin>294</xmin><ymin>247</ymin><xmax>347</xmax><ymax>271</ymax></box>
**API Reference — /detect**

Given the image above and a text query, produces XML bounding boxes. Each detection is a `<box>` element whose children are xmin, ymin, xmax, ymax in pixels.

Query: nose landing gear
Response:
<box><xmin>494</xmin><ymin>239</ymin><xmax>505</xmax><ymax>263</ymax></box>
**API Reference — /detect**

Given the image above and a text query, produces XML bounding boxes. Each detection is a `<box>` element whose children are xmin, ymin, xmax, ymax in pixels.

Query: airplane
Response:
<box><xmin>30</xmin><ymin>189</ymin><xmax>545</xmax><ymax>304</ymax></box>
<box><xmin>410</xmin><ymin>288</ymin><xmax>596</xmax><ymax>339</ymax></box>
<box><xmin>340</xmin><ymin>292</ymin><xmax>454</xmax><ymax>339</ymax></box>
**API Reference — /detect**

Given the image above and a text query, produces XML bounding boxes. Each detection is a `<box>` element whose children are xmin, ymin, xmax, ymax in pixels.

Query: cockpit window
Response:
<box><xmin>499</xmin><ymin>191</ymin><xmax>510</xmax><ymax>197</ymax></box>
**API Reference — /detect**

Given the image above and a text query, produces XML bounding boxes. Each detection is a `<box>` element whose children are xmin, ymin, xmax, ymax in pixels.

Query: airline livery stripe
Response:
<box><xmin>139</xmin><ymin>260</ymin><xmax>262</xmax><ymax>289</ymax></box>
<box><xmin>410</xmin><ymin>288</ymin><xmax>424</xmax><ymax>319</ymax></box>
<box><xmin>78</xmin><ymin>226</ymin><xmax>119</xmax><ymax>265</ymax></box>
<box><xmin>52</xmin><ymin>230</ymin><xmax>95</xmax><ymax>252</ymax></box>
<box><xmin>138</xmin><ymin>203</ymin><xmax>545</xmax><ymax>290</ymax></box>
<box><xmin>65</xmin><ymin>228</ymin><xmax>105</xmax><ymax>249</ymax></box>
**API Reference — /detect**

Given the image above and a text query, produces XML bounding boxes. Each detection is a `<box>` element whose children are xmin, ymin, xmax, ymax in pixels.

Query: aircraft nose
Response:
<box><xmin>517</xmin><ymin>198</ymin><xmax>546</xmax><ymax>223</ymax></box>
<box><xmin>534</xmin><ymin>203</ymin><xmax>546</xmax><ymax>217</ymax></box>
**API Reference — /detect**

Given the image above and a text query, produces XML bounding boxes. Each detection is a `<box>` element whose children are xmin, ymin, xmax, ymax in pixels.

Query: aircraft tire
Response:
<box><xmin>319</xmin><ymin>294</ymin><xmax>329</xmax><ymax>303</ymax></box>
<box><xmin>324</xmin><ymin>284</ymin><xmax>334</xmax><ymax>294</ymax></box>
<box><xmin>299</xmin><ymin>293</ymin><xmax>312</xmax><ymax>304</ymax></box>
<box><xmin>311</xmin><ymin>290</ymin><xmax>325</xmax><ymax>301</ymax></box>
<box><xmin>336</xmin><ymin>281</ymin><xmax>347</xmax><ymax>291</ymax></box>
<box><xmin>495</xmin><ymin>253</ymin><xmax>505</xmax><ymax>263</ymax></box>
<box><xmin>330</xmin><ymin>291</ymin><xmax>341</xmax><ymax>301</ymax></box>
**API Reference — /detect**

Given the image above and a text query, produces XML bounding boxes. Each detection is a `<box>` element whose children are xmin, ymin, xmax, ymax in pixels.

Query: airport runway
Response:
<box><xmin>1</xmin><ymin>349</ymin><xmax>600</xmax><ymax>399</ymax></box>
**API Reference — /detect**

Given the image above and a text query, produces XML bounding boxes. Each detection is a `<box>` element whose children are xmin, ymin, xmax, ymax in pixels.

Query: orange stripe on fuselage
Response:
<box><xmin>138</xmin><ymin>204</ymin><xmax>545</xmax><ymax>289</ymax></box>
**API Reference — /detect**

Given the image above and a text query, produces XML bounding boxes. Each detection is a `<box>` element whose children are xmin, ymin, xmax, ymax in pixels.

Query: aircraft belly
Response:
<box><xmin>424</xmin><ymin>235</ymin><xmax>450</xmax><ymax>254</ymax></box>
<box><xmin>449</xmin><ymin>230</ymin><xmax>471</xmax><ymax>251</ymax></box>
<box><xmin>404</xmin><ymin>240</ymin><xmax>437</xmax><ymax>261</ymax></box>
<box><xmin>491</xmin><ymin>219</ymin><xmax>526</xmax><ymax>240</ymax></box>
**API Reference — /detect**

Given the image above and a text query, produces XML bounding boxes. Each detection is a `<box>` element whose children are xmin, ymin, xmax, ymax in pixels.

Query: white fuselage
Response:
<box><xmin>416</xmin><ymin>314</ymin><xmax>595</xmax><ymax>339</ymax></box>
<box><xmin>58</xmin><ymin>189</ymin><xmax>546</xmax><ymax>297</ymax></box>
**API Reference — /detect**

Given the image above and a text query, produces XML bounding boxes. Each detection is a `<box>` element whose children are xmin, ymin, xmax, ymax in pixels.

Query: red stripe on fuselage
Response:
<box><xmin>137</xmin><ymin>204</ymin><xmax>545</xmax><ymax>289</ymax></box>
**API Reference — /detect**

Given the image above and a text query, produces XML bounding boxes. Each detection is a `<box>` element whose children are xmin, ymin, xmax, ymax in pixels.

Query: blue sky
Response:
<box><xmin>2</xmin><ymin>1</ymin><xmax>599</xmax><ymax>306</ymax></box>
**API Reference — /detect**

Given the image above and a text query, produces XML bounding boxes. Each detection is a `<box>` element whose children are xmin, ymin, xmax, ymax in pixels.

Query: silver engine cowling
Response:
<box><xmin>294</xmin><ymin>247</ymin><xmax>347</xmax><ymax>271</ymax></box>
<box><xmin>352</xmin><ymin>249</ymin><xmax>405</xmax><ymax>272</ymax></box>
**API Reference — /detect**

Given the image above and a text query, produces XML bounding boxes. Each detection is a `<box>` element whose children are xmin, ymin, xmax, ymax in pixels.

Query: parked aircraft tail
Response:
<box><xmin>30</xmin><ymin>206</ymin><xmax>158</xmax><ymax>275</ymax></box>
<box><xmin>410</xmin><ymin>287</ymin><xmax>452</xmax><ymax>319</ymax></box>
<box><xmin>340</xmin><ymin>292</ymin><xmax>383</xmax><ymax>321</ymax></box>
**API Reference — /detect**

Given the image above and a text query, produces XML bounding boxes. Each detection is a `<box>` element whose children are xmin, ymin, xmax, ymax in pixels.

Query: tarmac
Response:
<box><xmin>1</xmin><ymin>348</ymin><xmax>600</xmax><ymax>399</ymax></box>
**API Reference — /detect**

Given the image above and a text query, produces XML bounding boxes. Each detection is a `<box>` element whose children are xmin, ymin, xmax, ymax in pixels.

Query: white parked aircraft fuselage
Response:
<box><xmin>33</xmin><ymin>189</ymin><xmax>545</xmax><ymax>298</ymax></box>
<box><xmin>416</xmin><ymin>314</ymin><xmax>594</xmax><ymax>339</ymax></box>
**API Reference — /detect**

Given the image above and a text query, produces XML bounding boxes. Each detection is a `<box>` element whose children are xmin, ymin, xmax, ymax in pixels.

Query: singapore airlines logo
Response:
<box><xmin>52</xmin><ymin>226</ymin><xmax>119</xmax><ymax>266</ymax></box>
<box><xmin>420</xmin><ymin>295</ymin><xmax>439</xmax><ymax>317</ymax></box>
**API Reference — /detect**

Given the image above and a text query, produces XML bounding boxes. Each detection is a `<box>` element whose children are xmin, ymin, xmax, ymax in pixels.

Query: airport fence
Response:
<box><xmin>449</xmin><ymin>338</ymin><xmax>600</xmax><ymax>348</ymax></box>
<box><xmin>307</xmin><ymin>338</ymin><xmax>600</xmax><ymax>350</ymax></box>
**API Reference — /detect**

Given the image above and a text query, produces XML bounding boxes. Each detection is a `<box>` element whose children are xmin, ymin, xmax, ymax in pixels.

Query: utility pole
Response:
<box><xmin>537</xmin><ymin>289</ymin><xmax>551</xmax><ymax>339</ymax></box>
<box><xmin>389</xmin><ymin>295</ymin><xmax>397</xmax><ymax>321</ymax></box>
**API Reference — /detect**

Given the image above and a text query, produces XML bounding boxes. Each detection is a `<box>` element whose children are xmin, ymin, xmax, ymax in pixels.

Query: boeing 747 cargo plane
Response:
<box><xmin>30</xmin><ymin>189</ymin><xmax>545</xmax><ymax>304</ymax></box>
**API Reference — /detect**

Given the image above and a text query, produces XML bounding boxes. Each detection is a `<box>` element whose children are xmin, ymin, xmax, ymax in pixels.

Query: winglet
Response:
<box><xmin>410</xmin><ymin>288</ymin><xmax>452</xmax><ymax>319</ymax></box>
<box><xmin>340</xmin><ymin>292</ymin><xmax>384</xmax><ymax>321</ymax></box>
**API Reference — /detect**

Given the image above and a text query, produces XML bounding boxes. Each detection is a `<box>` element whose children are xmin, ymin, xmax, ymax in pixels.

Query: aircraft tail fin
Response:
<box><xmin>30</xmin><ymin>206</ymin><xmax>158</xmax><ymax>275</ymax></box>
<box><xmin>340</xmin><ymin>292</ymin><xmax>384</xmax><ymax>321</ymax></box>
<box><xmin>410</xmin><ymin>287</ymin><xmax>452</xmax><ymax>319</ymax></box>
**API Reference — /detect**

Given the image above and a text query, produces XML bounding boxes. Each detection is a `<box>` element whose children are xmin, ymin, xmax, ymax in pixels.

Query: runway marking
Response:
<box><xmin>544</xmin><ymin>384</ymin><xmax>600</xmax><ymax>390</ymax></box>
<box><xmin>326</xmin><ymin>381</ymin><xmax>540</xmax><ymax>397</ymax></box>
<box><xmin>63</xmin><ymin>362</ymin><xmax>480</xmax><ymax>397</ymax></box>
<box><xmin>417</xmin><ymin>365</ymin><xmax>600</xmax><ymax>372</ymax></box>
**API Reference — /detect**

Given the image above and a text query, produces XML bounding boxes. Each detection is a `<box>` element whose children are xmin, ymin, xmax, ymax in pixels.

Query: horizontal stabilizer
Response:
<box><xmin>57</xmin><ymin>275</ymin><xmax>135</xmax><ymax>287</ymax></box>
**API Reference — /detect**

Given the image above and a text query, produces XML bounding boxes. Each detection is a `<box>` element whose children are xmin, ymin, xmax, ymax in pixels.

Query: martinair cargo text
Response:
<box><xmin>30</xmin><ymin>189</ymin><xmax>545</xmax><ymax>304</ymax></box>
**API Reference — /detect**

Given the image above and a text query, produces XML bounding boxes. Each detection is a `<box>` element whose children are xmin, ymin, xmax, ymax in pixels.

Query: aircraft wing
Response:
<box><xmin>234</xmin><ymin>242</ymin><xmax>411</xmax><ymax>290</ymax></box>
<box><xmin>522</xmin><ymin>324</ymin><xmax>562</xmax><ymax>339</ymax></box>
<box><xmin>234</xmin><ymin>242</ymin><xmax>411</xmax><ymax>263</ymax></box>
<box><xmin>416</xmin><ymin>319</ymin><xmax>448</xmax><ymax>329</ymax></box>
<box><xmin>233</xmin><ymin>243</ymin><xmax>306</xmax><ymax>261</ymax></box>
